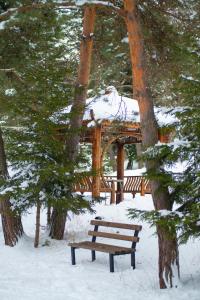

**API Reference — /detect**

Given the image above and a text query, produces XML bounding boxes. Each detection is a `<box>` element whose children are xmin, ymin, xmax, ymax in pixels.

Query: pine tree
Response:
<box><xmin>126</xmin><ymin>1</ymin><xmax>198</xmax><ymax>288</ymax></box>
<box><xmin>0</xmin><ymin>3</ymin><xmax>92</xmax><ymax>244</ymax></box>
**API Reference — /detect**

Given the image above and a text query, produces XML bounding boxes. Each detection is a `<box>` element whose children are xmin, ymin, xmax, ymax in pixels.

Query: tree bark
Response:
<box><xmin>49</xmin><ymin>208</ymin><xmax>68</xmax><ymax>240</ymax></box>
<box><xmin>108</xmin><ymin>145</ymin><xmax>117</xmax><ymax>172</ymax></box>
<box><xmin>47</xmin><ymin>204</ymin><xmax>51</xmax><ymax>227</ymax></box>
<box><xmin>34</xmin><ymin>198</ymin><xmax>41</xmax><ymax>248</ymax></box>
<box><xmin>50</xmin><ymin>6</ymin><xmax>96</xmax><ymax>240</ymax></box>
<box><xmin>136</xmin><ymin>143</ymin><xmax>144</xmax><ymax>169</ymax></box>
<box><xmin>66</xmin><ymin>6</ymin><xmax>96</xmax><ymax>162</ymax></box>
<box><xmin>157</xmin><ymin>225</ymin><xmax>180</xmax><ymax>288</ymax></box>
<box><xmin>0</xmin><ymin>128</ymin><xmax>23</xmax><ymax>246</ymax></box>
<box><xmin>123</xmin><ymin>0</ymin><xmax>179</xmax><ymax>288</ymax></box>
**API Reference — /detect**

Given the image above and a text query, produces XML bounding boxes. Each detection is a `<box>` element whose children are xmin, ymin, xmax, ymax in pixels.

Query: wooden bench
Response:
<box><xmin>73</xmin><ymin>176</ymin><xmax>115</xmax><ymax>203</ymax></box>
<box><xmin>123</xmin><ymin>176</ymin><xmax>151</xmax><ymax>198</ymax></box>
<box><xmin>104</xmin><ymin>175</ymin><xmax>151</xmax><ymax>199</ymax></box>
<box><xmin>68</xmin><ymin>219</ymin><xmax>142</xmax><ymax>272</ymax></box>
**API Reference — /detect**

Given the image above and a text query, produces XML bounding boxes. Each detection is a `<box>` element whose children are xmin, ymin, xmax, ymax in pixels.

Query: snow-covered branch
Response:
<box><xmin>0</xmin><ymin>1</ymin><xmax>124</xmax><ymax>23</ymax></box>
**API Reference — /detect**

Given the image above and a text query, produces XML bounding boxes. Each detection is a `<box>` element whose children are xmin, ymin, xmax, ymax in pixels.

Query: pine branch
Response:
<box><xmin>0</xmin><ymin>1</ymin><xmax>125</xmax><ymax>23</ymax></box>
<box><xmin>0</xmin><ymin>68</ymin><xmax>24</xmax><ymax>83</ymax></box>
<box><xmin>150</xmin><ymin>4</ymin><xmax>196</xmax><ymax>23</ymax></box>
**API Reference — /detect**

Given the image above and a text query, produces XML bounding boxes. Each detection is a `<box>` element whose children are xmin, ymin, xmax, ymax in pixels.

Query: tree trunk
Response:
<box><xmin>50</xmin><ymin>7</ymin><xmax>96</xmax><ymax>240</ymax></box>
<box><xmin>123</xmin><ymin>0</ymin><xmax>179</xmax><ymax>288</ymax></box>
<box><xmin>108</xmin><ymin>145</ymin><xmax>117</xmax><ymax>172</ymax></box>
<box><xmin>47</xmin><ymin>204</ymin><xmax>51</xmax><ymax>227</ymax></box>
<box><xmin>34</xmin><ymin>198</ymin><xmax>41</xmax><ymax>248</ymax></box>
<box><xmin>136</xmin><ymin>143</ymin><xmax>144</xmax><ymax>169</ymax></box>
<box><xmin>0</xmin><ymin>128</ymin><xmax>23</xmax><ymax>246</ymax></box>
<box><xmin>49</xmin><ymin>208</ymin><xmax>68</xmax><ymax>240</ymax></box>
<box><xmin>66</xmin><ymin>6</ymin><xmax>96</xmax><ymax>162</ymax></box>
<box><xmin>157</xmin><ymin>225</ymin><xmax>180</xmax><ymax>288</ymax></box>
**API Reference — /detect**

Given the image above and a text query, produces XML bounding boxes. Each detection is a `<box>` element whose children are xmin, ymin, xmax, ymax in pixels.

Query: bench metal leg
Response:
<box><xmin>131</xmin><ymin>252</ymin><xmax>135</xmax><ymax>269</ymax></box>
<box><xmin>71</xmin><ymin>247</ymin><xmax>76</xmax><ymax>265</ymax></box>
<box><xmin>91</xmin><ymin>250</ymin><xmax>96</xmax><ymax>261</ymax></box>
<box><xmin>109</xmin><ymin>254</ymin><xmax>114</xmax><ymax>272</ymax></box>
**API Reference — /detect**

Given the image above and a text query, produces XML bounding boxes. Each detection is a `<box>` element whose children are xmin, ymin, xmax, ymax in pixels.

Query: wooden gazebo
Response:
<box><xmin>57</xmin><ymin>87</ymin><xmax>172</xmax><ymax>203</ymax></box>
<box><xmin>81</xmin><ymin>118</ymin><xmax>143</xmax><ymax>202</ymax></box>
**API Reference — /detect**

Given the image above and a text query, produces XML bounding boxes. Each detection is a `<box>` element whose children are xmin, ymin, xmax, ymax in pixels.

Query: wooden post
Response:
<box><xmin>116</xmin><ymin>143</ymin><xmax>124</xmax><ymax>204</ymax></box>
<box><xmin>92</xmin><ymin>126</ymin><xmax>101</xmax><ymax>198</ymax></box>
<box><xmin>140</xmin><ymin>178</ymin><xmax>145</xmax><ymax>196</ymax></box>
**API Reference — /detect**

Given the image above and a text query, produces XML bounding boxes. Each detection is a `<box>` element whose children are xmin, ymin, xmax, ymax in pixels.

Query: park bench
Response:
<box><xmin>104</xmin><ymin>175</ymin><xmax>151</xmax><ymax>198</ymax></box>
<box><xmin>68</xmin><ymin>219</ymin><xmax>142</xmax><ymax>272</ymax></box>
<box><xmin>123</xmin><ymin>176</ymin><xmax>151</xmax><ymax>198</ymax></box>
<box><xmin>73</xmin><ymin>176</ymin><xmax>115</xmax><ymax>203</ymax></box>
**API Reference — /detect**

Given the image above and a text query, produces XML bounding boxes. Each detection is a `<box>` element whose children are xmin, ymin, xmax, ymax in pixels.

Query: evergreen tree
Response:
<box><xmin>127</xmin><ymin>0</ymin><xmax>199</xmax><ymax>287</ymax></box>
<box><xmin>0</xmin><ymin>3</ymin><xmax>92</xmax><ymax>245</ymax></box>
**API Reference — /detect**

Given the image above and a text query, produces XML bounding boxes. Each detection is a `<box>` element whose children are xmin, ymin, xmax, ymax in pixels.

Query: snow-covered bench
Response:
<box><xmin>69</xmin><ymin>219</ymin><xmax>142</xmax><ymax>272</ymax></box>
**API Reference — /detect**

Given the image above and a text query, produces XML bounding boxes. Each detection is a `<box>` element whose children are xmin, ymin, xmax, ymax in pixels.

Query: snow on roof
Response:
<box><xmin>85</xmin><ymin>86</ymin><xmax>140</xmax><ymax>123</ymax></box>
<box><xmin>52</xmin><ymin>86</ymin><xmax>178</xmax><ymax>127</ymax></box>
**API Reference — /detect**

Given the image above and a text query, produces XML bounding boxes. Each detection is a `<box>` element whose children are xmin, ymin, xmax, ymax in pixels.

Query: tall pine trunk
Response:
<box><xmin>50</xmin><ymin>6</ymin><xmax>96</xmax><ymax>240</ymax></box>
<box><xmin>123</xmin><ymin>0</ymin><xmax>179</xmax><ymax>288</ymax></box>
<box><xmin>67</xmin><ymin>6</ymin><xmax>96</xmax><ymax>162</ymax></box>
<box><xmin>0</xmin><ymin>128</ymin><xmax>23</xmax><ymax>246</ymax></box>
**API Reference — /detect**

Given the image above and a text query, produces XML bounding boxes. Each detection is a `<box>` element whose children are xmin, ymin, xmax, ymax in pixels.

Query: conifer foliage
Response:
<box><xmin>0</xmin><ymin>1</ymin><xmax>91</xmax><ymax>246</ymax></box>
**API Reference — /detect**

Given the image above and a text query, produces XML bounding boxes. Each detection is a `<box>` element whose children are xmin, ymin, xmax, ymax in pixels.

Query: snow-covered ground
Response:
<box><xmin>0</xmin><ymin>193</ymin><xmax>200</xmax><ymax>300</ymax></box>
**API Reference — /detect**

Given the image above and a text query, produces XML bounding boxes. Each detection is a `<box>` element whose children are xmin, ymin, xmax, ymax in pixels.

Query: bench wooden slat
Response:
<box><xmin>88</xmin><ymin>230</ymin><xmax>139</xmax><ymax>242</ymax></box>
<box><xmin>90</xmin><ymin>220</ymin><xmax>142</xmax><ymax>231</ymax></box>
<box><xmin>69</xmin><ymin>241</ymin><xmax>135</xmax><ymax>254</ymax></box>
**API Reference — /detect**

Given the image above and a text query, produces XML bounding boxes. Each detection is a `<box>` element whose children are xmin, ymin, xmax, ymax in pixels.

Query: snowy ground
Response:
<box><xmin>0</xmin><ymin>193</ymin><xmax>200</xmax><ymax>300</ymax></box>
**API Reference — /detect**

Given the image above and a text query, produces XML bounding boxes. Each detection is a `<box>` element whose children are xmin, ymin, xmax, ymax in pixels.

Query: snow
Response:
<box><xmin>52</xmin><ymin>86</ymin><xmax>178</xmax><ymax>128</ymax></box>
<box><xmin>165</xmin><ymin>160</ymin><xmax>188</xmax><ymax>174</ymax></box>
<box><xmin>121</xmin><ymin>36</ymin><xmax>129</xmax><ymax>43</ymax></box>
<box><xmin>4</xmin><ymin>88</ymin><xmax>16</xmax><ymax>96</ymax></box>
<box><xmin>76</xmin><ymin>0</ymin><xmax>118</xmax><ymax>8</ymax></box>
<box><xmin>0</xmin><ymin>20</ymin><xmax>7</xmax><ymax>30</ymax></box>
<box><xmin>0</xmin><ymin>192</ymin><xmax>200</xmax><ymax>300</ymax></box>
<box><xmin>109</xmin><ymin>167</ymin><xmax>147</xmax><ymax>176</ymax></box>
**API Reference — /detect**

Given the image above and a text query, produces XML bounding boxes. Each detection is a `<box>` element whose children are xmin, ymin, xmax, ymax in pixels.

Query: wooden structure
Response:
<box><xmin>57</xmin><ymin>89</ymin><xmax>171</xmax><ymax>203</ymax></box>
<box><xmin>74</xmin><ymin>175</ymin><xmax>151</xmax><ymax>204</ymax></box>
<box><xmin>69</xmin><ymin>219</ymin><xmax>142</xmax><ymax>272</ymax></box>
<box><xmin>83</xmin><ymin>119</ymin><xmax>143</xmax><ymax>202</ymax></box>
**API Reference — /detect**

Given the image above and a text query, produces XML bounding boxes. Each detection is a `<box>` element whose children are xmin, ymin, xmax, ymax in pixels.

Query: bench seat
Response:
<box><xmin>69</xmin><ymin>241</ymin><xmax>135</xmax><ymax>255</ymax></box>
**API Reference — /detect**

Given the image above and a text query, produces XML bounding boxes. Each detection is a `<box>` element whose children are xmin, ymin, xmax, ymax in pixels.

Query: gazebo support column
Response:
<box><xmin>92</xmin><ymin>126</ymin><xmax>101</xmax><ymax>198</ymax></box>
<box><xmin>116</xmin><ymin>143</ymin><xmax>124</xmax><ymax>204</ymax></box>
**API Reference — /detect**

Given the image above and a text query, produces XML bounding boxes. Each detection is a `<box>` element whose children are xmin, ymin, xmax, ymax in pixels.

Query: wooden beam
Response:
<box><xmin>116</xmin><ymin>143</ymin><xmax>124</xmax><ymax>204</ymax></box>
<box><xmin>92</xmin><ymin>126</ymin><xmax>101</xmax><ymax>198</ymax></box>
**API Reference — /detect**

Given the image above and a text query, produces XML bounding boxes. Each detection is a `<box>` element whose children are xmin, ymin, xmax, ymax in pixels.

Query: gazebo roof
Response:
<box><xmin>54</xmin><ymin>86</ymin><xmax>178</xmax><ymax>144</ymax></box>
<box><xmin>85</xmin><ymin>86</ymin><xmax>139</xmax><ymax>126</ymax></box>
<box><xmin>53</xmin><ymin>86</ymin><xmax>177</xmax><ymax>128</ymax></box>
<box><xmin>84</xmin><ymin>86</ymin><xmax>177</xmax><ymax>128</ymax></box>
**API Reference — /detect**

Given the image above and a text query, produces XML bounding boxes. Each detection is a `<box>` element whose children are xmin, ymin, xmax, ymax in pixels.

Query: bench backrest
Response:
<box><xmin>73</xmin><ymin>176</ymin><xmax>112</xmax><ymax>193</ymax></box>
<box><xmin>89</xmin><ymin>219</ymin><xmax>142</xmax><ymax>250</ymax></box>
<box><xmin>123</xmin><ymin>176</ymin><xmax>151</xmax><ymax>193</ymax></box>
